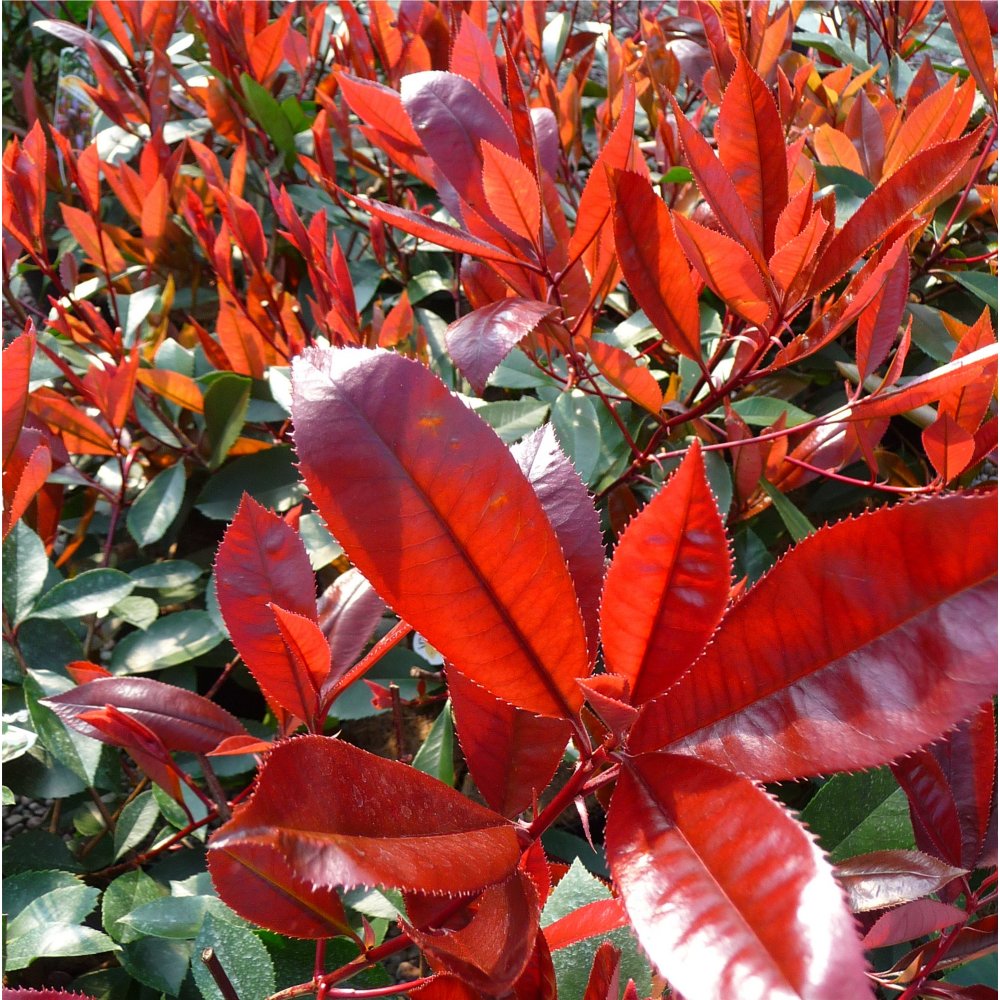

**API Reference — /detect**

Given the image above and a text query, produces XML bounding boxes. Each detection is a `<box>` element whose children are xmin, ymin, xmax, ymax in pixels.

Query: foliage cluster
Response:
<box><xmin>2</xmin><ymin>2</ymin><xmax>998</xmax><ymax>999</ymax></box>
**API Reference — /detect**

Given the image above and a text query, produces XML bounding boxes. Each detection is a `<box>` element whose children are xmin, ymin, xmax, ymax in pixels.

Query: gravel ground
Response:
<box><xmin>3</xmin><ymin>795</ymin><xmax>53</xmax><ymax>842</ymax></box>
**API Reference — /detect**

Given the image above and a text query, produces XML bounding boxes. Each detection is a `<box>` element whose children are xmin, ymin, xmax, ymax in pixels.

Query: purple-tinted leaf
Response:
<box><xmin>862</xmin><ymin>898</ymin><xmax>967</xmax><ymax>949</ymax></box>
<box><xmin>892</xmin><ymin>750</ymin><xmax>965</xmax><ymax>868</ymax></box>
<box><xmin>445</xmin><ymin>299</ymin><xmax>558</xmax><ymax>395</ymax></box>
<box><xmin>317</xmin><ymin>568</ymin><xmax>386</xmax><ymax>689</ymax></box>
<box><xmin>834</xmin><ymin>850</ymin><xmax>967</xmax><ymax>912</ymax></box>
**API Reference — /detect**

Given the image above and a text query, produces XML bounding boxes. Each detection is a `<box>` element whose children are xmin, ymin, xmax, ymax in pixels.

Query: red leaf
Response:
<box><xmin>42</xmin><ymin>676</ymin><xmax>247</xmax><ymax>754</ymax></box>
<box><xmin>406</xmin><ymin>871</ymin><xmax>540</xmax><ymax>993</ymax></box>
<box><xmin>214</xmin><ymin>496</ymin><xmax>319</xmax><ymax>721</ymax></box>
<box><xmin>249</xmin><ymin>8</ymin><xmax>292</xmax><ymax>84</ymax></box>
<box><xmin>450</xmin><ymin>13</ymin><xmax>505</xmax><ymax>111</ymax></box>
<box><xmin>586</xmin><ymin>338</ymin><xmax>664</xmax><ymax>416</ymax></box>
<box><xmin>892</xmin><ymin>750</ymin><xmax>966</xmax><ymax>868</ymax></box>
<box><xmin>511</xmin><ymin>425</ymin><xmax>605</xmax><ymax>663</ymax></box>
<box><xmin>862</xmin><ymin>898</ymin><xmax>968</xmax><ymax>949</ymax></box>
<box><xmin>317</xmin><ymin>568</ymin><xmax>386</xmax><ymax>690</ymax></box>
<box><xmin>481</xmin><ymin>141</ymin><xmax>542</xmax><ymax>245</ymax></box>
<box><xmin>631</xmin><ymin>492</ymin><xmax>999</xmax><ymax>779</ymax></box>
<box><xmin>28</xmin><ymin>387</ymin><xmax>116</xmax><ymax>455</ymax></box>
<box><xmin>855</xmin><ymin>244</ymin><xmax>910</xmax><ymax>380</ymax></box>
<box><xmin>717</xmin><ymin>53</ymin><xmax>788</xmax><ymax>257</ymax></box>
<box><xmin>346</xmin><ymin>191</ymin><xmax>524</xmax><ymax>266</ymax></box>
<box><xmin>2</xmin><ymin>435</ymin><xmax>51</xmax><ymax>540</ymax></box>
<box><xmin>943</xmin><ymin>1</ymin><xmax>997</xmax><ymax>115</ymax></box>
<box><xmin>269</xmin><ymin>604</ymin><xmax>331</xmax><ymax>725</ymax></box>
<box><xmin>2</xmin><ymin>328</ymin><xmax>35</xmax><ymax>467</ymax></box>
<box><xmin>209</xmin><ymin>735</ymin><xmax>520</xmax><ymax>900</ymax></box>
<box><xmin>883</xmin><ymin>77</ymin><xmax>962</xmax><ymax>179</ymax></box>
<box><xmin>59</xmin><ymin>203</ymin><xmax>126</xmax><ymax>273</ymax></box>
<box><xmin>768</xmin><ymin>211</ymin><xmax>829</xmax><ymax>301</ymax></box>
<box><xmin>940</xmin><ymin>308</ymin><xmax>998</xmax><ymax>435</ymax></box>
<box><xmin>578</xmin><ymin>675</ymin><xmax>639</xmax><ymax>743</ymax></box>
<box><xmin>445</xmin><ymin>299</ymin><xmax>558</xmax><ymax>395</ymax></box>
<box><xmin>606</xmin><ymin>753</ymin><xmax>870</xmax><ymax>1000</ymax></box>
<box><xmin>291</xmin><ymin>348</ymin><xmax>591</xmax><ymax>719</ymax></box>
<box><xmin>541</xmin><ymin>898</ymin><xmax>629</xmax><ymax>952</ymax></box>
<box><xmin>923</xmin><ymin>413</ymin><xmax>977</xmax><ymax>482</ymax></box>
<box><xmin>377</xmin><ymin>290</ymin><xmax>414</xmax><ymax>348</ymax></box>
<box><xmin>834</xmin><ymin>850</ymin><xmax>967</xmax><ymax>913</ymax></box>
<box><xmin>583</xmin><ymin>941</ymin><xmax>621</xmax><ymax>1000</ymax></box>
<box><xmin>448</xmin><ymin>666</ymin><xmax>570</xmax><ymax>819</ymax></box>
<box><xmin>612</xmin><ymin>172</ymin><xmax>701</xmax><ymax>362</ymax></box>
<box><xmin>810</xmin><ymin>125</ymin><xmax>987</xmax><ymax>293</ymax></box>
<box><xmin>600</xmin><ymin>441</ymin><xmax>731</xmax><ymax>707</ymax></box>
<box><xmin>673</xmin><ymin>213</ymin><xmax>772</xmax><ymax>325</ymax></box>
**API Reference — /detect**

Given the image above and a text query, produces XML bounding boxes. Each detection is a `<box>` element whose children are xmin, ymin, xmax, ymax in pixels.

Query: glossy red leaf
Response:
<box><xmin>673</xmin><ymin>213</ymin><xmax>772</xmax><ymax>325</ymax></box>
<box><xmin>209</xmin><ymin>735</ymin><xmax>520</xmax><ymax>900</ymax></box>
<box><xmin>606</xmin><ymin>752</ymin><xmax>870</xmax><ymax>1000</ymax></box>
<box><xmin>270</xmin><ymin>604</ymin><xmax>331</xmax><ymax>725</ymax></box>
<box><xmin>215</xmin><ymin>496</ymin><xmax>320</xmax><ymax>721</ymax></box>
<box><xmin>834</xmin><ymin>850</ymin><xmax>967</xmax><ymax>913</ymax></box>
<box><xmin>855</xmin><ymin>244</ymin><xmax>910</xmax><ymax>380</ymax></box>
<box><xmin>448</xmin><ymin>666</ymin><xmax>570</xmax><ymax>818</ymax></box>
<box><xmin>512</xmin><ymin>930</ymin><xmax>558</xmax><ymax>1000</ymax></box>
<box><xmin>481</xmin><ymin>141</ymin><xmax>542</xmax><ymax>245</ymax></box>
<box><xmin>717</xmin><ymin>53</ymin><xmax>788</xmax><ymax>257</ymax></box>
<box><xmin>511</xmin><ymin>425</ymin><xmax>605</xmax><ymax>663</ymax></box>
<box><xmin>861</xmin><ymin>898</ymin><xmax>967</xmax><ymax>949</ymax></box>
<box><xmin>612</xmin><ymin>172</ymin><xmax>701</xmax><ymax>362</ymax></box>
<box><xmin>583</xmin><ymin>941</ymin><xmax>621</xmax><ymax>1000</ymax></box>
<box><xmin>291</xmin><ymin>348</ymin><xmax>591</xmax><ymax>720</ymax></box>
<box><xmin>445</xmin><ymin>299</ymin><xmax>558</xmax><ymax>395</ymax></box>
<box><xmin>892</xmin><ymin>749</ymin><xmax>966</xmax><ymax>868</ymax></box>
<box><xmin>809</xmin><ymin>125</ymin><xmax>987</xmax><ymax>293</ymax></box>
<box><xmin>42</xmin><ymin>676</ymin><xmax>247</xmax><ymax>754</ymax></box>
<box><xmin>2</xmin><ymin>328</ymin><xmax>34</xmax><ymax>467</ymax></box>
<box><xmin>631</xmin><ymin>491</ymin><xmax>999</xmax><ymax>779</ymax></box>
<box><xmin>406</xmin><ymin>870</ymin><xmax>540</xmax><ymax>994</ymax></box>
<box><xmin>600</xmin><ymin>441</ymin><xmax>731</xmax><ymax>706</ymax></box>
<box><xmin>578</xmin><ymin>675</ymin><xmax>639</xmax><ymax>744</ymax></box>
<box><xmin>541</xmin><ymin>898</ymin><xmax>629</xmax><ymax>952</ymax></box>
<box><xmin>317</xmin><ymin>568</ymin><xmax>386</xmax><ymax>688</ymax></box>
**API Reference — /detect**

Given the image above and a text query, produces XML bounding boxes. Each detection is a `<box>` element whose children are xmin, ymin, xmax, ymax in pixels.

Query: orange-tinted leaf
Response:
<box><xmin>450</xmin><ymin>12</ymin><xmax>505</xmax><ymax>109</ymax></box>
<box><xmin>943</xmin><ymin>0</ymin><xmax>997</xmax><ymax>114</ymax></box>
<box><xmin>448</xmin><ymin>666</ymin><xmax>570</xmax><ymax>819</ymax></box>
<box><xmin>2</xmin><ymin>329</ymin><xmax>35</xmax><ymax>467</ymax></box>
<box><xmin>939</xmin><ymin>309</ymin><xmax>998</xmax><ymax>434</ymax></box>
<box><xmin>586</xmin><ymin>338</ymin><xmax>662</xmax><ymax>415</ymax></box>
<box><xmin>768</xmin><ymin>210</ymin><xmax>829</xmax><ymax>298</ymax></box>
<box><xmin>136</xmin><ymin>368</ymin><xmax>204</xmax><ymax>413</ymax></box>
<box><xmin>292</xmin><ymin>349</ymin><xmax>591</xmax><ymax>720</ymax></box>
<box><xmin>141</xmin><ymin>174</ymin><xmax>169</xmax><ymax>261</ymax></box>
<box><xmin>923</xmin><ymin>412</ymin><xmax>977</xmax><ymax>481</ymax></box>
<box><xmin>673</xmin><ymin>214</ymin><xmax>772</xmax><ymax>325</ymax></box>
<box><xmin>600</xmin><ymin>442</ymin><xmax>731</xmax><ymax>707</ymax></box>
<box><xmin>813</xmin><ymin>125</ymin><xmax>864</xmax><ymax>173</ymax></box>
<box><xmin>217</xmin><ymin>287</ymin><xmax>269</xmax><ymax>379</ymax></box>
<box><xmin>481</xmin><ymin>141</ymin><xmax>542</xmax><ymax>244</ymax></box>
<box><xmin>717</xmin><ymin>53</ymin><xmax>788</xmax><ymax>256</ymax></box>
<box><xmin>606</xmin><ymin>753</ymin><xmax>870</xmax><ymax>1000</ymax></box>
<box><xmin>883</xmin><ymin>77</ymin><xmax>960</xmax><ymax>178</ymax></box>
<box><xmin>445</xmin><ymin>299</ymin><xmax>558</xmax><ymax>396</ymax></box>
<box><xmin>214</xmin><ymin>496</ymin><xmax>319</xmax><ymax>720</ymax></box>
<box><xmin>249</xmin><ymin>7</ymin><xmax>292</xmax><ymax>84</ymax></box>
<box><xmin>810</xmin><ymin>125</ymin><xmax>987</xmax><ymax>292</ymax></box>
<box><xmin>60</xmin><ymin>203</ymin><xmax>126</xmax><ymax>273</ymax></box>
<box><xmin>28</xmin><ymin>387</ymin><xmax>116</xmax><ymax>455</ymax></box>
<box><xmin>209</xmin><ymin>735</ymin><xmax>520</xmax><ymax>901</ymax></box>
<box><xmin>612</xmin><ymin>172</ymin><xmax>701</xmax><ymax>362</ymax></box>
<box><xmin>631</xmin><ymin>492</ymin><xmax>999</xmax><ymax>780</ymax></box>
<box><xmin>378</xmin><ymin>290</ymin><xmax>414</xmax><ymax>348</ymax></box>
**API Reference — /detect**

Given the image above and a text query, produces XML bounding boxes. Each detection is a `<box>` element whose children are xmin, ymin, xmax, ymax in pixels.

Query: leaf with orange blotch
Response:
<box><xmin>405</xmin><ymin>871</ymin><xmax>540</xmax><ymax>994</ymax></box>
<box><xmin>586</xmin><ymin>339</ymin><xmax>662</xmax><ymax>416</ymax></box>
<box><xmin>345</xmin><ymin>190</ymin><xmax>525</xmax><ymax>266</ymax></box>
<box><xmin>292</xmin><ymin>349</ymin><xmax>592</xmax><ymax>720</ymax></box>
<box><xmin>612</xmin><ymin>172</ymin><xmax>701</xmax><ymax>362</ymax></box>
<box><xmin>673</xmin><ymin>214</ymin><xmax>772</xmax><ymax>325</ymax></box>
<box><xmin>2</xmin><ymin>328</ymin><xmax>35</xmax><ymax>467</ymax></box>
<box><xmin>448</xmin><ymin>666</ymin><xmax>570</xmax><ymax>819</ymax></box>
<box><xmin>809</xmin><ymin>125</ymin><xmax>987</xmax><ymax>293</ymax></box>
<box><xmin>600</xmin><ymin>442</ymin><xmax>731</xmax><ymax>707</ymax></box>
<box><xmin>209</xmin><ymin>735</ymin><xmax>520</xmax><ymax>906</ymax></box>
<box><xmin>943</xmin><ymin>0</ymin><xmax>997</xmax><ymax>114</ymax></box>
<box><xmin>445</xmin><ymin>299</ymin><xmax>558</xmax><ymax>395</ymax></box>
<box><xmin>855</xmin><ymin>242</ymin><xmax>910</xmax><ymax>380</ymax></box>
<box><xmin>630</xmin><ymin>491</ymin><xmax>999</xmax><ymax>782</ymax></box>
<box><xmin>922</xmin><ymin>413</ymin><xmax>977</xmax><ymax>482</ymax></box>
<box><xmin>136</xmin><ymin>368</ymin><xmax>204</xmax><ymax>413</ymax></box>
<box><xmin>27</xmin><ymin>387</ymin><xmax>116</xmax><ymax>455</ymax></box>
<box><xmin>482</xmin><ymin>141</ymin><xmax>542</xmax><ymax>245</ymax></box>
<box><xmin>606</xmin><ymin>753</ymin><xmax>870</xmax><ymax>1000</ymax></box>
<box><xmin>214</xmin><ymin>496</ymin><xmax>320</xmax><ymax>721</ymax></box>
<box><xmin>717</xmin><ymin>53</ymin><xmax>788</xmax><ymax>257</ymax></box>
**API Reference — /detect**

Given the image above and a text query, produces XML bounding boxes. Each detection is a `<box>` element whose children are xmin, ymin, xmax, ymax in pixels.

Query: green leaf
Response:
<box><xmin>800</xmin><ymin>767</ymin><xmax>916</xmax><ymax>862</ymax></box>
<box><xmin>24</xmin><ymin>672</ymin><xmax>104</xmax><ymax>785</ymax></box>
<box><xmin>814</xmin><ymin>164</ymin><xmax>876</xmax><ymax>228</ymax></box>
<box><xmin>4</xmin><ymin>923</ymin><xmax>118</xmax><ymax>971</ymax></box>
<box><xmin>120</xmin><ymin>937</ymin><xmax>195</xmax><ymax>996</ymax></box>
<box><xmin>757</xmin><ymin>479</ymin><xmax>816</xmax><ymax>542</ymax></box>
<box><xmin>724</xmin><ymin>397</ymin><xmax>814</xmax><ymax>427</ymax></box>
<box><xmin>472</xmin><ymin>399</ymin><xmax>549</xmax><ymax>444</ymax></box>
<box><xmin>119</xmin><ymin>896</ymin><xmax>243</xmax><ymax>940</ymax></box>
<box><xmin>112</xmin><ymin>595</ymin><xmax>159</xmax><ymax>630</ymax></box>
<box><xmin>241</xmin><ymin>73</ymin><xmax>297</xmax><ymax>162</ymax></box>
<box><xmin>551</xmin><ymin>390</ymin><xmax>602</xmax><ymax>484</ymax></box>
<box><xmin>341</xmin><ymin>887</ymin><xmax>404</xmax><ymax>921</ymax></box>
<box><xmin>299</xmin><ymin>512</ymin><xmax>343</xmax><ymax>570</ymax></box>
<box><xmin>411</xmin><ymin>701</ymin><xmax>455</xmax><ymax>786</ymax></box>
<box><xmin>4</xmin><ymin>871</ymin><xmax>84</xmax><ymax>920</ymax></box>
<box><xmin>195</xmin><ymin>446</ymin><xmax>305</xmax><ymax>521</ymax></box>
<box><xmin>1</xmin><ymin>720</ymin><xmax>38</xmax><ymax>762</ymax></box>
<box><xmin>660</xmin><ymin>166</ymin><xmax>694</xmax><ymax>184</ymax></box>
<box><xmin>540</xmin><ymin>859</ymin><xmax>651</xmax><ymax>998</ymax></box>
<box><xmin>488</xmin><ymin>351</ymin><xmax>560</xmax><ymax>390</ymax></box>
<box><xmin>406</xmin><ymin>269</ymin><xmax>450</xmax><ymax>304</ymax></box>
<box><xmin>794</xmin><ymin>30</ymin><xmax>876</xmax><ymax>71</ymax></box>
<box><xmin>28</xmin><ymin>568</ymin><xmax>135</xmax><ymax>621</ymax></box>
<box><xmin>203</xmin><ymin>373</ymin><xmax>252</xmax><ymax>470</ymax></box>
<box><xmin>110</xmin><ymin>610</ymin><xmax>225</xmax><ymax>674</ymax></box>
<box><xmin>193</xmin><ymin>913</ymin><xmax>276</xmax><ymax>1000</ymax></box>
<box><xmin>128</xmin><ymin>464</ymin><xmax>186</xmax><ymax>546</ymax></box>
<box><xmin>119</xmin><ymin>286</ymin><xmax>161</xmax><ymax>345</ymax></box>
<box><xmin>103</xmin><ymin>869</ymin><xmax>169</xmax><ymax>944</ymax></box>
<box><xmin>952</xmin><ymin>272</ymin><xmax>999</xmax><ymax>311</ymax></box>
<box><xmin>7</xmin><ymin>883</ymin><xmax>99</xmax><ymax>938</ymax></box>
<box><xmin>3</xmin><ymin>522</ymin><xmax>50</xmax><ymax>625</ymax></box>
<box><xmin>906</xmin><ymin>303</ymin><xmax>960</xmax><ymax>362</ymax></box>
<box><xmin>129</xmin><ymin>560</ymin><xmax>203</xmax><ymax>590</ymax></box>
<box><xmin>114</xmin><ymin>791</ymin><xmax>162</xmax><ymax>859</ymax></box>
